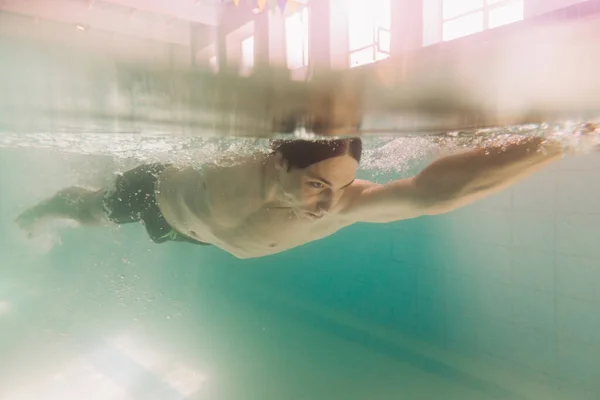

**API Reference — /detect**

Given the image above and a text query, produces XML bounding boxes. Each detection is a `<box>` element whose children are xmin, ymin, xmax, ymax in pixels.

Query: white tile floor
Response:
<box><xmin>0</xmin><ymin>268</ymin><xmax>503</xmax><ymax>400</ymax></box>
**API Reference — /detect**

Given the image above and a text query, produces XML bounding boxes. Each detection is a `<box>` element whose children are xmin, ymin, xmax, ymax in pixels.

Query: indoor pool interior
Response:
<box><xmin>1</xmin><ymin>1</ymin><xmax>600</xmax><ymax>400</ymax></box>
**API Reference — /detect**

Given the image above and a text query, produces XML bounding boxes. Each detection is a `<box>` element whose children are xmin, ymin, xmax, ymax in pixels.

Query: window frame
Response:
<box><xmin>441</xmin><ymin>0</ymin><xmax>524</xmax><ymax>41</ymax></box>
<box><xmin>347</xmin><ymin>0</ymin><xmax>391</xmax><ymax>68</ymax></box>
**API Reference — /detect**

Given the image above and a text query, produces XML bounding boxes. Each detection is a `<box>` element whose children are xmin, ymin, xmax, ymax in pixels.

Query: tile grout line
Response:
<box><xmin>552</xmin><ymin>163</ymin><xmax>560</xmax><ymax>388</ymax></box>
<box><xmin>508</xmin><ymin>185</ymin><xmax>516</xmax><ymax>369</ymax></box>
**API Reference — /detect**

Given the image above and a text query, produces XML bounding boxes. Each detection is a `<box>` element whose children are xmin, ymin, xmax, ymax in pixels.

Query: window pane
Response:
<box><xmin>443</xmin><ymin>11</ymin><xmax>483</xmax><ymax>41</ymax></box>
<box><xmin>350</xmin><ymin>46</ymin><xmax>375</xmax><ymax>68</ymax></box>
<box><xmin>348</xmin><ymin>8</ymin><xmax>374</xmax><ymax>50</ymax></box>
<box><xmin>348</xmin><ymin>0</ymin><xmax>390</xmax><ymax>51</ymax></box>
<box><xmin>373</xmin><ymin>0</ymin><xmax>391</xmax><ymax>30</ymax></box>
<box><xmin>303</xmin><ymin>7</ymin><xmax>310</xmax><ymax>66</ymax></box>
<box><xmin>241</xmin><ymin>36</ymin><xmax>254</xmax><ymax>70</ymax></box>
<box><xmin>349</xmin><ymin>23</ymin><xmax>374</xmax><ymax>50</ymax></box>
<box><xmin>378</xmin><ymin>29</ymin><xmax>390</xmax><ymax>53</ymax></box>
<box><xmin>443</xmin><ymin>0</ymin><xmax>483</xmax><ymax>20</ymax></box>
<box><xmin>488</xmin><ymin>0</ymin><xmax>524</xmax><ymax>29</ymax></box>
<box><xmin>286</xmin><ymin>12</ymin><xmax>306</xmax><ymax>69</ymax></box>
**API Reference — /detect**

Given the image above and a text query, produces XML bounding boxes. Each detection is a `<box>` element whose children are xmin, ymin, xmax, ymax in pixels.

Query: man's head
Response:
<box><xmin>271</xmin><ymin>138</ymin><xmax>362</xmax><ymax>218</ymax></box>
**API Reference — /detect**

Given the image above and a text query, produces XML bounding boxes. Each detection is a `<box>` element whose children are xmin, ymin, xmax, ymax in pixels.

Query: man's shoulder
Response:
<box><xmin>348</xmin><ymin>179</ymin><xmax>378</xmax><ymax>190</ymax></box>
<box><xmin>339</xmin><ymin>179</ymin><xmax>379</xmax><ymax>202</ymax></box>
<box><xmin>332</xmin><ymin>179</ymin><xmax>378</xmax><ymax>218</ymax></box>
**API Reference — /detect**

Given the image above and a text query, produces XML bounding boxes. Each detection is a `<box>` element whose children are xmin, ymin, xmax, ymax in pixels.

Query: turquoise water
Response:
<box><xmin>1</xmin><ymin>133</ymin><xmax>600</xmax><ymax>400</ymax></box>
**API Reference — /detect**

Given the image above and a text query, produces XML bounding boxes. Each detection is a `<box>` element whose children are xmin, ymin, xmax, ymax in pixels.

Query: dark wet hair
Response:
<box><xmin>272</xmin><ymin>138</ymin><xmax>362</xmax><ymax>171</ymax></box>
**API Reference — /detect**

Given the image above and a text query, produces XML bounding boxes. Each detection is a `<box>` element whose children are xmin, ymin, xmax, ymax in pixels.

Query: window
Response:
<box><xmin>285</xmin><ymin>6</ymin><xmax>310</xmax><ymax>70</ymax></box>
<box><xmin>347</xmin><ymin>0</ymin><xmax>391</xmax><ymax>68</ymax></box>
<box><xmin>209</xmin><ymin>55</ymin><xmax>218</xmax><ymax>73</ymax></box>
<box><xmin>240</xmin><ymin>35</ymin><xmax>254</xmax><ymax>74</ymax></box>
<box><xmin>442</xmin><ymin>0</ymin><xmax>524</xmax><ymax>41</ymax></box>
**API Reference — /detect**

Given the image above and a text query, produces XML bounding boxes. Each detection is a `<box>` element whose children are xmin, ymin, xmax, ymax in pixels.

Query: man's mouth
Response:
<box><xmin>305</xmin><ymin>211</ymin><xmax>324</xmax><ymax>219</ymax></box>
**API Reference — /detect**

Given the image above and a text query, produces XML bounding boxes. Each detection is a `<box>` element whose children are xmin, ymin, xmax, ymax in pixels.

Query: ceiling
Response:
<box><xmin>0</xmin><ymin>0</ymin><xmax>229</xmax><ymax>46</ymax></box>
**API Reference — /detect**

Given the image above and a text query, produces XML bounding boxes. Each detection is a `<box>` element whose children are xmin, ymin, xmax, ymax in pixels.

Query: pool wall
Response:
<box><xmin>1</xmin><ymin>149</ymin><xmax>599</xmax><ymax>399</ymax></box>
<box><xmin>205</xmin><ymin>152</ymin><xmax>600</xmax><ymax>398</ymax></box>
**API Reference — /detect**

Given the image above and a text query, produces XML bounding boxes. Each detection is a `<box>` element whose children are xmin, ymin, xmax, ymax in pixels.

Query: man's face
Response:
<box><xmin>276</xmin><ymin>153</ymin><xmax>358</xmax><ymax>218</ymax></box>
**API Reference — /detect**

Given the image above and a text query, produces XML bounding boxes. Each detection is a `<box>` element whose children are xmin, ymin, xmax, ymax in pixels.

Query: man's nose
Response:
<box><xmin>316</xmin><ymin>191</ymin><xmax>333</xmax><ymax>212</ymax></box>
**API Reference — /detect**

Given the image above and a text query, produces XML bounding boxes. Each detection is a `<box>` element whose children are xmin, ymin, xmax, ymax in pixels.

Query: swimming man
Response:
<box><xmin>16</xmin><ymin>136</ymin><xmax>565</xmax><ymax>258</ymax></box>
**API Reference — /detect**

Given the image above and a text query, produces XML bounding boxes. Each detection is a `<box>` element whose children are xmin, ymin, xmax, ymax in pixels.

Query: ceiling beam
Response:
<box><xmin>0</xmin><ymin>0</ymin><xmax>191</xmax><ymax>45</ymax></box>
<box><xmin>98</xmin><ymin>0</ymin><xmax>220</xmax><ymax>27</ymax></box>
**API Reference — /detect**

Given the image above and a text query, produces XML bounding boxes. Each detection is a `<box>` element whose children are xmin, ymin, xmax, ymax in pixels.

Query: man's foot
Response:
<box><xmin>15</xmin><ymin>204</ymin><xmax>79</xmax><ymax>254</ymax></box>
<box><xmin>14</xmin><ymin>201</ymin><xmax>60</xmax><ymax>238</ymax></box>
<box><xmin>14</xmin><ymin>213</ymin><xmax>64</xmax><ymax>254</ymax></box>
<box><xmin>15</xmin><ymin>207</ymin><xmax>42</xmax><ymax>238</ymax></box>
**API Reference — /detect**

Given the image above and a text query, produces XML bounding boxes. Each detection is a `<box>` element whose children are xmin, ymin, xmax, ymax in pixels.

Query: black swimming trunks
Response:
<box><xmin>103</xmin><ymin>163</ymin><xmax>210</xmax><ymax>245</ymax></box>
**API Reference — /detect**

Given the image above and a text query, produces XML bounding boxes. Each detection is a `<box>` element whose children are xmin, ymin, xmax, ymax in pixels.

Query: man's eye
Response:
<box><xmin>308</xmin><ymin>181</ymin><xmax>324</xmax><ymax>189</ymax></box>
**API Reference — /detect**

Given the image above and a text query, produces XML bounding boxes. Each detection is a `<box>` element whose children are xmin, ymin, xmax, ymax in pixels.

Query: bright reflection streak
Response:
<box><xmin>5</xmin><ymin>333</ymin><xmax>208</xmax><ymax>400</ymax></box>
<box><xmin>7</xmin><ymin>359</ymin><xmax>130</xmax><ymax>400</ymax></box>
<box><xmin>165</xmin><ymin>364</ymin><xmax>209</xmax><ymax>396</ymax></box>
<box><xmin>112</xmin><ymin>333</ymin><xmax>164</xmax><ymax>370</ymax></box>
<box><xmin>0</xmin><ymin>300</ymin><xmax>11</xmax><ymax>316</ymax></box>
<box><xmin>111</xmin><ymin>333</ymin><xmax>209</xmax><ymax>396</ymax></box>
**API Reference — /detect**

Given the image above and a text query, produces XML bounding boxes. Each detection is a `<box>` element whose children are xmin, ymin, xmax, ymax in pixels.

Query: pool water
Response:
<box><xmin>1</xmin><ymin>131</ymin><xmax>599</xmax><ymax>400</ymax></box>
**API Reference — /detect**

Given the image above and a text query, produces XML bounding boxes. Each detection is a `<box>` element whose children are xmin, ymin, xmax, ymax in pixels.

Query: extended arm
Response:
<box><xmin>341</xmin><ymin>136</ymin><xmax>564</xmax><ymax>223</ymax></box>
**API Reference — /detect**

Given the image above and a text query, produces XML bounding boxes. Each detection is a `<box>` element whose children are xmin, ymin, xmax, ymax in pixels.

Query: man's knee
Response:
<box><xmin>82</xmin><ymin>190</ymin><xmax>109</xmax><ymax>224</ymax></box>
<box><xmin>55</xmin><ymin>187</ymin><xmax>107</xmax><ymax>224</ymax></box>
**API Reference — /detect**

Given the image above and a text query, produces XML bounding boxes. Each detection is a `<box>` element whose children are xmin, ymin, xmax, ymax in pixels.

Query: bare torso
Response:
<box><xmin>156</xmin><ymin>155</ymin><xmax>348</xmax><ymax>259</ymax></box>
<box><xmin>16</xmin><ymin>137</ymin><xmax>564</xmax><ymax>252</ymax></box>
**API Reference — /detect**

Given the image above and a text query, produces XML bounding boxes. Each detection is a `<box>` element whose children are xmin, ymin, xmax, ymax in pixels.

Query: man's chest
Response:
<box><xmin>211</xmin><ymin>207</ymin><xmax>343</xmax><ymax>255</ymax></box>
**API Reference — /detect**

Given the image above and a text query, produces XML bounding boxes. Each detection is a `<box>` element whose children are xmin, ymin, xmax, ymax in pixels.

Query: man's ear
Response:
<box><xmin>273</xmin><ymin>151</ymin><xmax>286</xmax><ymax>171</ymax></box>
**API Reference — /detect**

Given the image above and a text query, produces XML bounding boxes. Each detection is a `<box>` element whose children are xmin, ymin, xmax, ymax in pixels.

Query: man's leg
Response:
<box><xmin>16</xmin><ymin>187</ymin><xmax>107</xmax><ymax>230</ymax></box>
<box><xmin>16</xmin><ymin>163</ymin><xmax>168</xmax><ymax>240</ymax></box>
